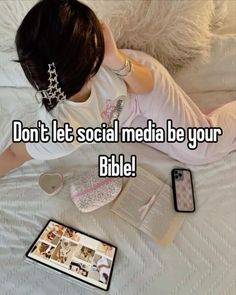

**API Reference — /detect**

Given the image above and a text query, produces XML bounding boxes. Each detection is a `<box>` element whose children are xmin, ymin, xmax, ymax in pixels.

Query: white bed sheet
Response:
<box><xmin>0</xmin><ymin>136</ymin><xmax>235</xmax><ymax>295</ymax></box>
<box><xmin>0</xmin><ymin>12</ymin><xmax>236</xmax><ymax>295</ymax></box>
<box><xmin>0</xmin><ymin>90</ymin><xmax>235</xmax><ymax>295</ymax></box>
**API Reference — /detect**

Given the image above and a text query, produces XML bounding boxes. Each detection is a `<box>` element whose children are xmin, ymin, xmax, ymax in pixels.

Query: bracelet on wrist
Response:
<box><xmin>111</xmin><ymin>58</ymin><xmax>132</xmax><ymax>78</ymax></box>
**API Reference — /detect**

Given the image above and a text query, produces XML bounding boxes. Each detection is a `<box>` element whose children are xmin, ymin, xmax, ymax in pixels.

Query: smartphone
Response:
<box><xmin>171</xmin><ymin>168</ymin><xmax>195</xmax><ymax>213</ymax></box>
<box><xmin>25</xmin><ymin>220</ymin><xmax>117</xmax><ymax>292</ymax></box>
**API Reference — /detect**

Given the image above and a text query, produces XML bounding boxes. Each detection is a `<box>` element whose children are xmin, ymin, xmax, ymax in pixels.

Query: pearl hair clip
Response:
<box><xmin>35</xmin><ymin>62</ymin><xmax>67</xmax><ymax>105</ymax></box>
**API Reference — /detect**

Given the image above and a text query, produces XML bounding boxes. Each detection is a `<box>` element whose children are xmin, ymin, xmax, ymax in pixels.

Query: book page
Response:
<box><xmin>112</xmin><ymin>166</ymin><xmax>185</xmax><ymax>246</ymax></box>
<box><xmin>139</xmin><ymin>184</ymin><xmax>185</xmax><ymax>245</ymax></box>
<box><xmin>112</xmin><ymin>167</ymin><xmax>165</xmax><ymax>228</ymax></box>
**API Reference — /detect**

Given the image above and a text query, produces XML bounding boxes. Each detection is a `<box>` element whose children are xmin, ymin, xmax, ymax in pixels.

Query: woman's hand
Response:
<box><xmin>101</xmin><ymin>21</ymin><xmax>154</xmax><ymax>94</ymax></box>
<box><xmin>101</xmin><ymin>21</ymin><xmax>125</xmax><ymax>70</ymax></box>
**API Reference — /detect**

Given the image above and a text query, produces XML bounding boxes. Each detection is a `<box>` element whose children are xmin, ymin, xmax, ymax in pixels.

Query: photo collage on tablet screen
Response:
<box><xmin>29</xmin><ymin>221</ymin><xmax>116</xmax><ymax>287</ymax></box>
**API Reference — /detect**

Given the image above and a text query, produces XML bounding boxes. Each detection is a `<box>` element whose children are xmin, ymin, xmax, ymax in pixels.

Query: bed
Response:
<box><xmin>0</xmin><ymin>1</ymin><xmax>235</xmax><ymax>294</ymax></box>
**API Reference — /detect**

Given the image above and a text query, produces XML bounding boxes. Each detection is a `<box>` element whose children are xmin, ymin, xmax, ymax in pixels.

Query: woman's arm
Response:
<box><xmin>101</xmin><ymin>22</ymin><xmax>154</xmax><ymax>94</ymax></box>
<box><xmin>0</xmin><ymin>143</ymin><xmax>32</xmax><ymax>177</ymax></box>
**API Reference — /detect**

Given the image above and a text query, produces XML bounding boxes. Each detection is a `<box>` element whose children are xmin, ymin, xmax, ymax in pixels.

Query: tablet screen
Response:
<box><xmin>26</xmin><ymin>220</ymin><xmax>117</xmax><ymax>291</ymax></box>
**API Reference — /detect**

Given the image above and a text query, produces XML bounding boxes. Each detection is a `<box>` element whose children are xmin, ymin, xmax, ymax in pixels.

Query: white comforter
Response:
<box><xmin>0</xmin><ymin>6</ymin><xmax>236</xmax><ymax>295</ymax></box>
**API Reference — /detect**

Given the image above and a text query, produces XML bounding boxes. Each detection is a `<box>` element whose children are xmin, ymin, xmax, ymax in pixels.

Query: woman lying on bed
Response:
<box><xmin>0</xmin><ymin>0</ymin><xmax>235</xmax><ymax>178</ymax></box>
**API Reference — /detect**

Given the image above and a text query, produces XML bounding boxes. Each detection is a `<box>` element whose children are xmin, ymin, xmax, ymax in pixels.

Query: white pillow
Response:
<box><xmin>0</xmin><ymin>0</ymin><xmax>227</xmax><ymax>73</ymax></box>
<box><xmin>0</xmin><ymin>51</ymin><xmax>31</xmax><ymax>87</ymax></box>
<box><xmin>212</xmin><ymin>0</ymin><xmax>236</xmax><ymax>35</ymax></box>
<box><xmin>173</xmin><ymin>35</ymin><xmax>236</xmax><ymax>93</ymax></box>
<box><xmin>0</xmin><ymin>0</ymin><xmax>37</xmax><ymax>52</ymax></box>
<box><xmin>82</xmin><ymin>0</ymin><xmax>224</xmax><ymax>71</ymax></box>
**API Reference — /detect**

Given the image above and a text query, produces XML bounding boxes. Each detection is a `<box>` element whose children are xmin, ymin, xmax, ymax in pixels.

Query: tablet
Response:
<box><xmin>25</xmin><ymin>220</ymin><xmax>117</xmax><ymax>291</ymax></box>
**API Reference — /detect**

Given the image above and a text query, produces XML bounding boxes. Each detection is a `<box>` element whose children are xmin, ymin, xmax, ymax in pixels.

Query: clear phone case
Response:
<box><xmin>171</xmin><ymin>169</ymin><xmax>195</xmax><ymax>213</ymax></box>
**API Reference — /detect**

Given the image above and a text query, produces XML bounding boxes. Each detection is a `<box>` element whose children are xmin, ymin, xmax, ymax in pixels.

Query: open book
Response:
<box><xmin>112</xmin><ymin>166</ymin><xmax>185</xmax><ymax>246</ymax></box>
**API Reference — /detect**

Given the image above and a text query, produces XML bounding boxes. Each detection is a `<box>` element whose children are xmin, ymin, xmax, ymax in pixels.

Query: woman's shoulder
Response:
<box><xmin>95</xmin><ymin>65</ymin><xmax>120</xmax><ymax>83</ymax></box>
<box><xmin>93</xmin><ymin>65</ymin><xmax>128</xmax><ymax>99</ymax></box>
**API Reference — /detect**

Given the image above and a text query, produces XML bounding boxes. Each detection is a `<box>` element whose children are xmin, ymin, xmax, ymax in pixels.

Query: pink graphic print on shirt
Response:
<box><xmin>101</xmin><ymin>97</ymin><xmax>125</xmax><ymax>126</ymax></box>
<box><xmin>101</xmin><ymin>99</ymin><xmax>116</xmax><ymax>124</ymax></box>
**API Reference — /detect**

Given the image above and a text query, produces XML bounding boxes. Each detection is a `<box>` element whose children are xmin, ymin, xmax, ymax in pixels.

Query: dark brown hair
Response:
<box><xmin>15</xmin><ymin>0</ymin><xmax>104</xmax><ymax>111</ymax></box>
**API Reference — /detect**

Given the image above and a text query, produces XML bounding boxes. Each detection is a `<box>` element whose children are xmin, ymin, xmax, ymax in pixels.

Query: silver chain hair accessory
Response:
<box><xmin>35</xmin><ymin>62</ymin><xmax>67</xmax><ymax>105</ymax></box>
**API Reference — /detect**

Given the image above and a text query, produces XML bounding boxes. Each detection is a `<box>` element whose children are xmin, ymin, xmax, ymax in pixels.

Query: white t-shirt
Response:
<box><xmin>26</xmin><ymin>66</ymin><xmax>129</xmax><ymax>160</ymax></box>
